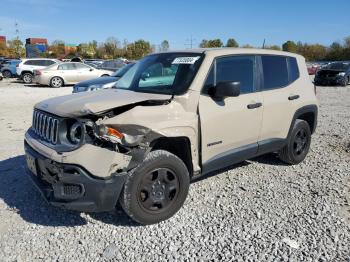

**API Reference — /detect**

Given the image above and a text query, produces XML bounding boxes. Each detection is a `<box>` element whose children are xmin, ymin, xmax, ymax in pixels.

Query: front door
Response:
<box><xmin>199</xmin><ymin>55</ymin><xmax>263</xmax><ymax>174</ymax></box>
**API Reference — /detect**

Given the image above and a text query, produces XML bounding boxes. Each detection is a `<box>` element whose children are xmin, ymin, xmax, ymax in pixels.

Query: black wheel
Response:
<box><xmin>340</xmin><ymin>77</ymin><xmax>347</xmax><ymax>87</ymax></box>
<box><xmin>50</xmin><ymin>76</ymin><xmax>64</xmax><ymax>88</ymax></box>
<box><xmin>279</xmin><ymin>119</ymin><xmax>311</xmax><ymax>165</ymax></box>
<box><xmin>120</xmin><ymin>150</ymin><xmax>190</xmax><ymax>225</ymax></box>
<box><xmin>2</xmin><ymin>70</ymin><xmax>12</xmax><ymax>78</ymax></box>
<box><xmin>22</xmin><ymin>73</ymin><xmax>33</xmax><ymax>84</ymax></box>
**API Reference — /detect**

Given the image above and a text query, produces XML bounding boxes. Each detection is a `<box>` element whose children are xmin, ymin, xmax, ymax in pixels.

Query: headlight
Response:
<box><xmin>338</xmin><ymin>72</ymin><xmax>346</xmax><ymax>77</ymax></box>
<box><xmin>69</xmin><ymin>122</ymin><xmax>84</xmax><ymax>144</ymax></box>
<box><xmin>96</xmin><ymin>124</ymin><xmax>144</xmax><ymax>146</ymax></box>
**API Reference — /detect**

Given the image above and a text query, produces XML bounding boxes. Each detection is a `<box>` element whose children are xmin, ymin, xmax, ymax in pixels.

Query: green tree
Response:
<box><xmin>160</xmin><ymin>40</ymin><xmax>170</xmax><ymax>52</ymax></box>
<box><xmin>282</xmin><ymin>40</ymin><xmax>298</xmax><ymax>53</ymax></box>
<box><xmin>199</xmin><ymin>39</ymin><xmax>223</xmax><ymax>48</ymax></box>
<box><xmin>0</xmin><ymin>41</ymin><xmax>9</xmax><ymax>57</ymax></box>
<box><xmin>104</xmin><ymin>37</ymin><xmax>120</xmax><ymax>58</ymax></box>
<box><xmin>7</xmin><ymin>39</ymin><xmax>25</xmax><ymax>58</ymax></box>
<box><xmin>266</xmin><ymin>45</ymin><xmax>281</xmax><ymax>51</ymax></box>
<box><xmin>48</xmin><ymin>40</ymin><xmax>65</xmax><ymax>57</ymax></box>
<box><xmin>126</xmin><ymin>39</ymin><xmax>152</xmax><ymax>60</ymax></box>
<box><xmin>226</xmin><ymin>38</ymin><xmax>239</xmax><ymax>47</ymax></box>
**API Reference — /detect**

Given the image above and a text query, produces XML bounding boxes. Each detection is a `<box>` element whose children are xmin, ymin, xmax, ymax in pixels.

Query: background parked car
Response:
<box><xmin>314</xmin><ymin>61</ymin><xmax>350</xmax><ymax>86</ymax></box>
<box><xmin>73</xmin><ymin>62</ymin><xmax>135</xmax><ymax>93</ymax></box>
<box><xmin>16</xmin><ymin>58</ymin><xmax>60</xmax><ymax>84</ymax></box>
<box><xmin>1</xmin><ymin>60</ymin><xmax>21</xmax><ymax>78</ymax></box>
<box><xmin>34</xmin><ymin>62</ymin><xmax>111</xmax><ymax>88</ymax></box>
<box><xmin>306</xmin><ymin>63</ymin><xmax>320</xmax><ymax>75</ymax></box>
<box><xmin>97</xmin><ymin>59</ymin><xmax>127</xmax><ymax>72</ymax></box>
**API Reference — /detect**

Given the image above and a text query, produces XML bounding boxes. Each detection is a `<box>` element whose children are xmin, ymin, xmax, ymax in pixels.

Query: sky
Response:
<box><xmin>1</xmin><ymin>0</ymin><xmax>349</xmax><ymax>49</ymax></box>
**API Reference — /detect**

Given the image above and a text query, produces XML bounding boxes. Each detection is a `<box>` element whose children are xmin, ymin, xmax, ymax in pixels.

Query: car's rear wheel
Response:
<box><xmin>279</xmin><ymin>119</ymin><xmax>311</xmax><ymax>165</ymax></box>
<box><xmin>340</xmin><ymin>77</ymin><xmax>347</xmax><ymax>87</ymax></box>
<box><xmin>2</xmin><ymin>70</ymin><xmax>12</xmax><ymax>78</ymax></box>
<box><xmin>22</xmin><ymin>73</ymin><xmax>33</xmax><ymax>84</ymax></box>
<box><xmin>120</xmin><ymin>150</ymin><xmax>190</xmax><ymax>225</ymax></box>
<box><xmin>50</xmin><ymin>76</ymin><xmax>64</xmax><ymax>88</ymax></box>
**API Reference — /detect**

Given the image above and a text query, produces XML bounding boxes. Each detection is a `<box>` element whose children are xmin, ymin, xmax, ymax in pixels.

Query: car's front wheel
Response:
<box><xmin>279</xmin><ymin>119</ymin><xmax>311</xmax><ymax>165</ymax></box>
<box><xmin>22</xmin><ymin>73</ymin><xmax>33</xmax><ymax>84</ymax></box>
<box><xmin>120</xmin><ymin>150</ymin><xmax>190</xmax><ymax>225</ymax></box>
<box><xmin>50</xmin><ymin>77</ymin><xmax>64</xmax><ymax>88</ymax></box>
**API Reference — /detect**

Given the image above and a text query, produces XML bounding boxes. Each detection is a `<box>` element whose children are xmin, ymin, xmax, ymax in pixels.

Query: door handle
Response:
<box><xmin>288</xmin><ymin>95</ymin><xmax>300</xmax><ymax>100</ymax></box>
<box><xmin>247</xmin><ymin>102</ymin><xmax>262</xmax><ymax>109</ymax></box>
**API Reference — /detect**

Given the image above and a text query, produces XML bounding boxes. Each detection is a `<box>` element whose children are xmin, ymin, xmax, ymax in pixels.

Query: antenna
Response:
<box><xmin>185</xmin><ymin>35</ymin><xmax>196</xmax><ymax>49</ymax></box>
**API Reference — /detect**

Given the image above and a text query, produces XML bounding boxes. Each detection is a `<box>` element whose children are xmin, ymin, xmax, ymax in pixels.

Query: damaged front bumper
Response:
<box><xmin>24</xmin><ymin>130</ymin><xmax>133</xmax><ymax>212</ymax></box>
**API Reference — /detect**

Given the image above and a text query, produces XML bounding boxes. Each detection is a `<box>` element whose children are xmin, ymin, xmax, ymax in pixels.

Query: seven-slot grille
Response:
<box><xmin>32</xmin><ymin>110</ymin><xmax>59</xmax><ymax>144</ymax></box>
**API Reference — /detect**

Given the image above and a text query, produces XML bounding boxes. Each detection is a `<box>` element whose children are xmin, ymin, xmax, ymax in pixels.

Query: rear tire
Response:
<box><xmin>340</xmin><ymin>77</ymin><xmax>347</xmax><ymax>87</ymax></box>
<box><xmin>22</xmin><ymin>73</ymin><xmax>33</xmax><ymax>84</ymax></box>
<box><xmin>279</xmin><ymin>119</ymin><xmax>311</xmax><ymax>165</ymax></box>
<box><xmin>120</xmin><ymin>150</ymin><xmax>190</xmax><ymax>225</ymax></box>
<box><xmin>2</xmin><ymin>70</ymin><xmax>12</xmax><ymax>78</ymax></box>
<box><xmin>50</xmin><ymin>76</ymin><xmax>64</xmax><ymax>88</ymax></box>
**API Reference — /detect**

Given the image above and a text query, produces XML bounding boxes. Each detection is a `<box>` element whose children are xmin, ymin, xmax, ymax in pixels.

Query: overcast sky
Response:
<box><xmin>1</xmin><ymin>0</ymin><xmax>349</xmax><ymax>49</ymax></box>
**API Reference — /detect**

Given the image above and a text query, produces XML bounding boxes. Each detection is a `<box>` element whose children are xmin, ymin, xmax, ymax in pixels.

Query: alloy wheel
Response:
<box><xmin>293</xmin><ymin>128</ymin><xmax>308</xmax><ymax>156</ymax></box>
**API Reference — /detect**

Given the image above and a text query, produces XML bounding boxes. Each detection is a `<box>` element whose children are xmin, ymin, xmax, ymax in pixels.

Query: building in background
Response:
<box><xmin>25</xmin><ymin>38</ymin><xmax>48</xmax><ymax>58</ymax></box>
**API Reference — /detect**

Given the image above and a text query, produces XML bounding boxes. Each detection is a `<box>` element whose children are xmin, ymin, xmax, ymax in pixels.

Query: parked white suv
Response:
<box><xmin>16</xmin><ymin>58</ymin><xmax>60</xmax><ymax>84</ymax></box>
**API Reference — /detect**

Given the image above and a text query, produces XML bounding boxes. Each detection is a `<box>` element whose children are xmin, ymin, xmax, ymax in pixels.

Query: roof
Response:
<box><xmin>157</xmin><ymin>48</ymin><xmax>303</xmax><ymax>58</ymax></box>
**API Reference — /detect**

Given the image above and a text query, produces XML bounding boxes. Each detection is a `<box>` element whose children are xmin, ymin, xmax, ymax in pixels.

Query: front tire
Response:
<box><xmin>120</xmin><ymin>150</ymin><xmax>190</xmax><ymax>225</ymax></box>
<box><xmin>279</xmin><ymin>119</ymin><xmax>311</xmax><ymax>165</ymax></box>
<box><xmin>22</xmin><ymin>73</ymin><xmax>33</xmax><ymax>84</ymax></box>
<box><xmin>50</xmin><ymin>76</ymin><xmax>64</xmax><ymax>88</ymax></box>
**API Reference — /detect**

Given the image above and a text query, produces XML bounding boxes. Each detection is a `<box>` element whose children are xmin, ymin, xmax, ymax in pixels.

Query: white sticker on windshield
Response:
<box><xmin>172</xmin><ymin>56</ymin><xmax>200</xmax><ymax>64</ymax></box>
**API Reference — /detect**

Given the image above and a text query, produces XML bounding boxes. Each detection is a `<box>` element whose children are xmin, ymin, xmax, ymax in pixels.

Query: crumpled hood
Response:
<box><xmin>35</xmin><ymin>89</ymin><xmax>172</xmax><ymax>117</ymax></box>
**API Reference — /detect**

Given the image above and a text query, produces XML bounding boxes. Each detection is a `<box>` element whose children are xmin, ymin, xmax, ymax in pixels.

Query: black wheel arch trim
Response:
<box><xmin>287</xmin><ymin>104</ymin><xmax>318</xmax><ymax>138</ymax></box>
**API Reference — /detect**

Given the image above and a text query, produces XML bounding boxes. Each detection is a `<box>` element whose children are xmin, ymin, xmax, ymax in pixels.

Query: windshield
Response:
<box><xmin>327</xmin><ymin>62</ymin><xmax>350</xmax><ymax>70</ymax></box>
<box><xmin>114</xmin><ymin>52</ymin><xmax>204</xmax><ymax>95</ymax></box>
<box><xmin>111</xmin><ymin>63</ymin><xmax>135</xmax><ymax>77</ymax></box>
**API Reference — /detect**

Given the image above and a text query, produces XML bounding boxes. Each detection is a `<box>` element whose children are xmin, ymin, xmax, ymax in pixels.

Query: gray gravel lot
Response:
<box><xmin>0</xmin><ymin>78</ymin><xmax>349</xmax><ymax>261</ymax></box>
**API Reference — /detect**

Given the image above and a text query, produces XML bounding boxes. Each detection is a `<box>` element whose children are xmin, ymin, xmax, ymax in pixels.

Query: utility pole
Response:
<box><xmin>185</xmin><ymin>35</ymin><xmax>196</xmax><ymax>49</ymax></box>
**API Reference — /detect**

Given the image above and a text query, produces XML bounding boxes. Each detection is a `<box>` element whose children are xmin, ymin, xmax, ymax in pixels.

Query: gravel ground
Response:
<box><xmin>0</xmin><ymin>78</ymin><xmax>349</xmax><ymax>261</ymax></box>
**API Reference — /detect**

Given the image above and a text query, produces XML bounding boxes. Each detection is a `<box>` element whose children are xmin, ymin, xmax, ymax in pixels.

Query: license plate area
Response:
<box><xmin>26</xmin><ymin>153</ymin><xmax>38</xmax><ymax>176</ymax></box>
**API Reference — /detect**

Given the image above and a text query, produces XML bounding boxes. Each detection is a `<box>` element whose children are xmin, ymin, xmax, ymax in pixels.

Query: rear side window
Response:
<box><xmin>44</xmin><ymin>60</ymin><xmax>56</xmax><ymax>66</ymax></box>
<box><xmin>216</xmin><ymin>55</ymin><xmax>255</xmax><ymax>94</ymax></box>
<box><xmin>287</xmin><ymin>57</ymin><xmax>299</xmax><ymax>83</ymax></box>
<box><xmin>261</xmin><ymin>56</ymin><xmax>288</xmax><ymax>90</ymax></box>
<box><xmin>58</xmin><ymin>63</ymin><xmax>76</xmax><ymax>70</ymax></box>
<box><xmin>24</xmin><ymin>60</ymin><xmax>37</xmax><ymax>65</ymax></box>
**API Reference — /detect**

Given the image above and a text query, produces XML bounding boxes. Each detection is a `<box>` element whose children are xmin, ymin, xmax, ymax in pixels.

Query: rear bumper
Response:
<box><xmin>24</xmin><ymin>142</ymin><xmax>127</xmax><ymax>212</ymax></box>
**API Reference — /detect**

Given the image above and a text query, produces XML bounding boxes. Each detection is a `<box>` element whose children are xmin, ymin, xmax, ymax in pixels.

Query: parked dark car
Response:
<box><xmin>98</xmin><ymin>59</ymin><xmax>127</xmax><ymax>72</ymax></box>
<box><xmin>314</xmin><ymin>62</ymin><xmax>350</xmax><ymax>86</ymax></box>
<box><xmin>73</xmin><ymin>62</ymin><xmax>135</xmax><ymax>93</ymax></box>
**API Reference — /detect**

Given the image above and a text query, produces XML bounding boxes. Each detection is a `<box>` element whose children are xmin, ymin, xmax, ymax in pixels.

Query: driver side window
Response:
<box><xmin>202</xmin><ymin>55</ymin><xmax>256</xmax><ymax>95</ymax></box>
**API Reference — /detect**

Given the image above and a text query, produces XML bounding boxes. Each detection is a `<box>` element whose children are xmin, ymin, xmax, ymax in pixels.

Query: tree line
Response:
<box><xmin>1</xmin><ymin>36</ymin><xmax>349</xmax><ymax>61</ymax></box>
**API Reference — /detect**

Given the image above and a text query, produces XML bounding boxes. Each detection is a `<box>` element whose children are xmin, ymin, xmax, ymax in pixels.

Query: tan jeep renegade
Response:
<box><xmin>24</xmin><ymin>48</ymin><xmax>318</xmax><ymax>224</ymax></box>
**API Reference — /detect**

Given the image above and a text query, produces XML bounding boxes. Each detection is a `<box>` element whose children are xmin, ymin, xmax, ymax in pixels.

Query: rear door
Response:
<box><xmin>258</xmin><ymin>55</ymin><xmax>299</xmax><ymax>144</ymax></box>
<box><xmin>199</xmin><ymin>55</ymin><xmax>263</xmax><ymax>173</ymax></box>
<box><xmin>57</xmin><ymin>63</ymin><xmax>77</xmax><ymax>83</ymax></box>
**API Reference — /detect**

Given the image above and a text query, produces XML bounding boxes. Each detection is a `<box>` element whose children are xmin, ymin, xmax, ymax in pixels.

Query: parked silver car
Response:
<box><xmin>34</xmin><ymin>62</ymin><xmax>111</xmax><ymax>88</ymax></box>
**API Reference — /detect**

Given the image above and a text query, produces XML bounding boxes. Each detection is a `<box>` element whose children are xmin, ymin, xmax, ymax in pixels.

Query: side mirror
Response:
<box><xmin>210</xmin><ymin>81</ymin><xmax>240</xmax><ymax>100</ymax></box>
